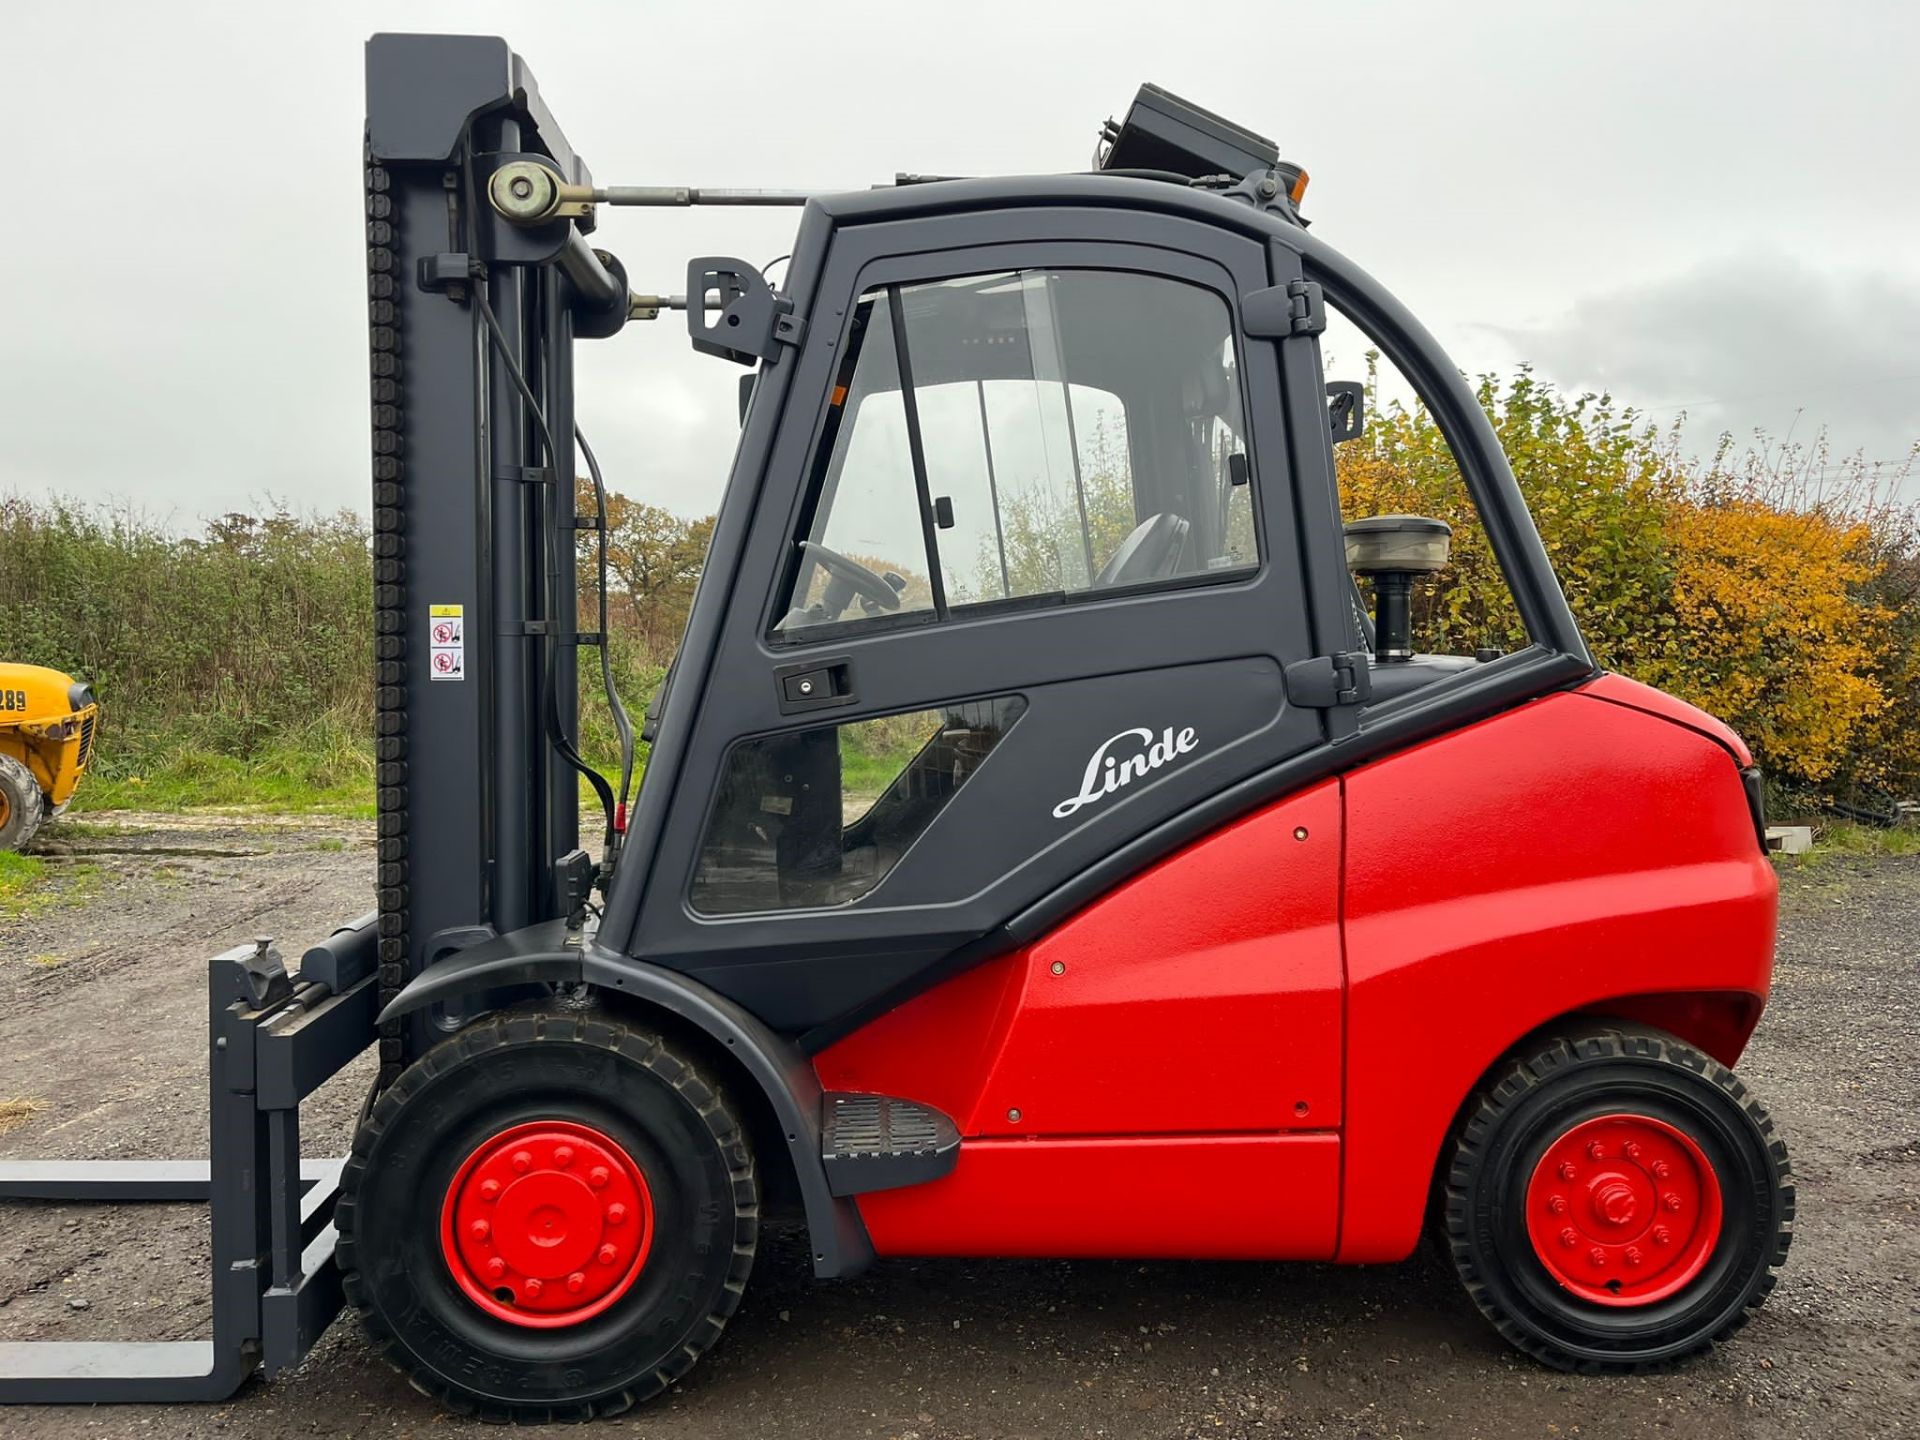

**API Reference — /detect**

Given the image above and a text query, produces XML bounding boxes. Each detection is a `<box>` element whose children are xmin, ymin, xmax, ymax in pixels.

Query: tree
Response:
<box><xmin>579</xmin><ymin>481</ymin><xmax>715</xmax><ymax>663</ymax></box>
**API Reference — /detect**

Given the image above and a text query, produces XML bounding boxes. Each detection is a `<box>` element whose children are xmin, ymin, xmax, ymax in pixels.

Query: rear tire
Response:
<box><xmin>1439</xmin><ymin>1024</ymin><xmax>1792</xmax><ymax>1372</ymax></box>
<box><xmin>0</xmin><ymin>754</ymin><xmax>44</xmax><ymax>852</ymax></box>
<box><xmin>336</xmin><ymin>1007</ymin><xmax>758</xmax><ymax>1421</ymax></box>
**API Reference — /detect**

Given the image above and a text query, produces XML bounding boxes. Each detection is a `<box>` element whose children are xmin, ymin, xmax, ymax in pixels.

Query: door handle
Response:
<box><xmin>775</xmin><ymin>657</ymin><xmax>856</xmax><ymax>715</ymax></box>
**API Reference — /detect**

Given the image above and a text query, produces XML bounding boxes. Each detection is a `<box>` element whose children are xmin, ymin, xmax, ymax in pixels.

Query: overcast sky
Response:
<box><xmin>4</xmin><ymin>0</ymin><xmax>1917</xmax><ymax>526</ymax></box>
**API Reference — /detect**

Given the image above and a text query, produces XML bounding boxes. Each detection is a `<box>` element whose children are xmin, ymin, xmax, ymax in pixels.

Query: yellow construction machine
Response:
<box><xmin>0</xmin><ymin>662</ymin><xmax>99</xmax><ymax>850</ymax></box>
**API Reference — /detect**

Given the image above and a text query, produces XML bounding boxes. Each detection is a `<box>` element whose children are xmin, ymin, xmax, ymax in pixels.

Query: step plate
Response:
<box><xmin>821</xmin><ymin>1093</ymin><xmax>960</xmax><ymax>1197</ymax></box>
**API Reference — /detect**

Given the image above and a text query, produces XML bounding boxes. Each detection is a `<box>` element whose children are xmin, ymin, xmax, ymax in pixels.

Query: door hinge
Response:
<box><xmin>1285</xmin><ymin>650</ymin><xmax>1372</xmax><ymax>708</ymax></box>
<box><xmin>1287</xmin><ymin>279</ymin><xmax>1326</xmax><ymax>336</ymax></box>
<box><xmin>1242</xmin><ymin>278</ymin><xmax>1326</xmax><ymax>339</ymax></box>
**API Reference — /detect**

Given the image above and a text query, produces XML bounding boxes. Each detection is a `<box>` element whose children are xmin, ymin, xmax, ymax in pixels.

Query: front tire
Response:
<box><xmin>0</xmin><ymin>753</ymin><xmax>44</xmax><ymax>852</ymax></box>
<box><xmin>1439</xmin><ymin>1024</ymin><xmax>1792</xmax><ymax>1372</ymax></box>
<box><xmin>336</xmin><ymin>1008</ymin><xmax>758</xmax><ymax>1421</ymax></box>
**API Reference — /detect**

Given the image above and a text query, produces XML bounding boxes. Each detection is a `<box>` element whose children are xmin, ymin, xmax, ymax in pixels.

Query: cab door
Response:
<box><xmin>630</xmin><ymin>203</ymin><xmax>1340</xmax><ymax>1047</ymax></box>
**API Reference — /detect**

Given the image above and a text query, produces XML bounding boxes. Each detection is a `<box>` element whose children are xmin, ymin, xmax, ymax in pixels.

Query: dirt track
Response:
<box><xmin>1</xmin><ymin>815</ymin><xmax>1915</xmax><ymax>1439</ymax></box>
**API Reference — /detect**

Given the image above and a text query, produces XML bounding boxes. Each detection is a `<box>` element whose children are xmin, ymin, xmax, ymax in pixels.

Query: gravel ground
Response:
<box><xmin>0</xmin><ymin>815</ymin><xmax>1914</xmax><ymax>1439</ymax></box>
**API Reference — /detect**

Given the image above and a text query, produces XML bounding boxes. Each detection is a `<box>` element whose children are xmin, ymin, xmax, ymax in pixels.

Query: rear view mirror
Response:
<box><xmin>1326</xmin><ymin>380</ymin><xmax>1364</xmax><ymax>443</ymax></box>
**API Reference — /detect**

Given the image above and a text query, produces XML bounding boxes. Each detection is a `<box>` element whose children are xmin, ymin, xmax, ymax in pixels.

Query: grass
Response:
<box><xmin>0</xmin><ymin>1098</ymin><xmax>40</xmax><ymax>1138</ymax></box>
<box><xmin>1771</xmin><ymin>819</ymin><xmax>1920</xmax><ymax>884</ymax></box>
<box><xmin>54</xmin><ymin>722</ymin><xmax>632</xmax><ymax>824</ymax></box>
<box><xmin>60</xmin><ymin>697</ymin><xmax>643</xmax><ymax>821</ymax></box>
<box><xmin>72</xmin><ymin>726</ymin><xmax>376</xmax><ymax>818</ymax></box>
<box><xmin>0</xmin><ymin>856</ymin><xmax>103</xmax><ymax>919</ymax></box>
<box><xmin>1814</xmin><ymin>819</ymin><xmax>1920</xmax><ymax>856</ymax></box>
<box><xmin>1779</xmin><ymin>818</ymin><xmax>1920</xmax><ymax>865</ymax></box>
<box><xmin>0</xmin><ymin>851</ymin><xmax>47</xmax><ymax>916</ymax></box>
<box><xmin>840</xmin><ymin>714</ymin><xmax>939</xmax><ymax>800</ymax></box>
<box><xmin>50</xmin><ymin>819</ymin><xmax>136</xmax><ymax>839</ymax></box>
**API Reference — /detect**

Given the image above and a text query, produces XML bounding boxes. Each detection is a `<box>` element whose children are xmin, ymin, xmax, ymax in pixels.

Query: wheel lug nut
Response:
<box><xmin>1662</xmin><ymin>1192</ymin><xmax>1683</xmax><ymax>1212</ymax></box>
<box><xmin>589</xmin><ymin>1165</ymin><xmax>610</xmax><ymax>1189</ymax></box>
<box><xmin>1559</xmin><ymin>1227</ymin><xmax>1579</xmax><ymax>1249</ymax></box>
<box><xmin>1625</xmin><ymin>1246</ymin><xmax>1644</xmax><ymax>1267</ymax></box>
<box><xmin>1547</xmin><ymin>1194</ymin><xmax>1567</xmax><ymax>1215</ymax></box>
<box><xmin>1623</xmin><ymin>1142</ymin><xmax>1642</xmax><ymax>1161</ymax></box>
<box><xmin>479</xmin><ymin>1178</ymin><xmax>501</xmax><ymax>1201</ymax></box>
<box><xmin>523</xmin><ymin>1278</ymin><xmax>543</xmax><ymax>1298</ymax></box>
<box><xmin>554</xmin><ymin>1145</ymin><xmax>574</xmax><ymax>1168</ymax></box>
<box><xmin>1586</xmin><ymin>1140</ymin><xmax>1606</xmax><ymax>1161</ymax></box>
<box><xmin>1651</xmin><ymin>1160</ymin><xmax>1671</xmax><ymax>1179</ymax></box>
<box><xmin>1558</xmin><ymin>1162</ymin><xmax>1578</xmax><ymax>1181</ymax></box>
<box><xmin>511</xmin><ymin>1150</ymin><xmax>532</xmax><ymax>1173</ymax></box>
<box><xmin>468</xmin><ymin>1219</ymin><xmax>490</xmax><ymax>1242</ymax></box>
<box><xmin>1589</xmin><ymin>1247</ymin><xmax>1607</xmax><ymax>1268</ymax></box>
<box><xmin>567</xmin><ymin>1271</ymin><xmax>586</xmax><ymax>1293</ymax></box>
<box><xmin>486</xmin><ymin>1257</ymin><xmax>507</xmax><ymax>1280</ymax></box>
<box><xmin>598</xmin><ymin>1243</ymin><xmax>618</xmax><ymax>1265</ymax></box>
<box><xmin>1652</xmin><ymin>1225</ymin><xmax>1673</xmax><ymax>1246</ymax></box>
<box><xmin>606</xmin><ymin>1203</ymin><xmax>627</xmax><ymax>1226</ymax></box>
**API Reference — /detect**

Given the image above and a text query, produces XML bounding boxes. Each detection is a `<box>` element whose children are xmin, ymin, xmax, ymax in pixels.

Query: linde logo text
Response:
<box><xmin>1052</xmin><ymin>725</ymin><xmax>1200</xmax><ymax>819</ymax></box>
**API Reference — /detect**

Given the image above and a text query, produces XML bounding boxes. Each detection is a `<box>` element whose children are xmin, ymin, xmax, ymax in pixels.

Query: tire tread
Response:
<box><xmin>1439</xmin><ymin>1021</ymin><xmax>1793</xmax><ymax>1373</ymax></box>
<box><xmin>335</xmin><ymin>1008</ymin><xmax>759</xmax><ymax>1422</ymax></box>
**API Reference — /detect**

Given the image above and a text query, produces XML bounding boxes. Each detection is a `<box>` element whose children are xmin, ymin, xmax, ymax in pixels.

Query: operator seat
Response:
<box><xmin>1094</xmin><ymin>512</ymin><xmax>1190</xmax><ymax>587</ymax></box>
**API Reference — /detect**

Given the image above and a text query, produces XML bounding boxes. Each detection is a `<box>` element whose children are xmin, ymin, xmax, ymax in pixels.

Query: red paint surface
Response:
<box><xmin>852</xmin><ymin>1134</ymin><xmax>1341</xmax><ymax>1259</ymax></box>
<box><xmin>970</xmin><ymin>783</ymin><xmax>1344</xmax><ymax>1137</ymax></box>
<box><xmin>817</xmin><ymin>784</ymin><xmax>1344</xmax><ymax>1260</ymax></box>
<box><xmin>1582</xmin><ymin>671</ymin><xmax>1754</xmax><ymax>767</ymax></box>
<box><xmin>817</xmin><ymin>680</ymin><xmax>1771</xmax><ymax>1269</ymax></box>
<box><xmin>1337</xmin><ymin>689</ymin><xmax>1774</xmax><ymax>1262</ymax></box>
<box><xmin>1590</xmin><ymin>989</ymin><xmax>1762</xmax><ymax>1068</ymax></box>
<box><xmin>813</xmin><ymin>949</ymin><xmax>1026</xmax><ymax>1131</ymax></box>
<box><xmin>817</xmin><ymin>783</ymin><xmax>1344</xmax><ymax>1141</ymax></box>
<box><xmin>440</xmin><ymin>1120</ymin><xmax>655</xmax><ymax>1328</ymax></box>
<box><xmin>1523</xmin><ymin>1113</ymin><xmax>1723</xmax><ymax>1306</ymax></box>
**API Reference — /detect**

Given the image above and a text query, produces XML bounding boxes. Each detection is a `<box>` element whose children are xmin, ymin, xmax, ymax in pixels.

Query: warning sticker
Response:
<box><xmin>429</xmin><ymin>603</ymin><xmax>465</xmax><ymax>681</ymax></box>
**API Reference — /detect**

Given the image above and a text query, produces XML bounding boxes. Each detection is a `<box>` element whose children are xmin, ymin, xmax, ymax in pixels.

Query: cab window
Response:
<box><xmin>775</xmin><ymin>268</ymin><xmax>1253</xmax><ymax>638</ymax></box>
<box><xmin>690</xmin><ymin>696</ymin><xmax>1027</xmax><ymax>914</ymax></box>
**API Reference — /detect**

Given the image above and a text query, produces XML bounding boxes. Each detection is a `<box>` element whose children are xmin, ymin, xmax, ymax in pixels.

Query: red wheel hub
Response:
<box><xmin>1524</xmin><ymin>1113</ymin><xmax>1722</xmax><ymax>1306</ymax></box>
<box><xmin>440</xmin><ymin>1120</ymin><xmax>655</xmax><ymax>1327</ymax></box>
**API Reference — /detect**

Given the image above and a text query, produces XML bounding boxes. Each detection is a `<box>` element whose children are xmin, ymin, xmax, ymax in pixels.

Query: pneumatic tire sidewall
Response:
<box><xmin>1444</xmin><ymin>1029</ymin><xmax>1792</xmax><ymax>1371</ymax></box>
<box><xmin>337</xmin><ymin>1010</ymin><xmax>757</xmax><ymax>1418</ymax></box>
<box><xmin>0</xmin><ymin>753</ymin><xmax>44</xmax><ymax>852</ymax></box>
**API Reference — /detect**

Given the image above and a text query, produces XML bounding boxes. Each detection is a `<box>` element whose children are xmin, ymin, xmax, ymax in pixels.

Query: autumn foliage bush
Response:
<box><xmin>1338</xmin><ymin>368</ymin><xmax>1920</xmax><ymax>800</ymax></box>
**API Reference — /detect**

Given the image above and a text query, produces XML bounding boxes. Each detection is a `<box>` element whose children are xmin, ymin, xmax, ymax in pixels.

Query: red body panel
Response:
<box><xmin>813</xmin><ymin>684</ymin><xmax>1774</xmax><ymax>1268</ymax></box>
<box><xmin>1336</xmin><ymin>688</ymin><xmax>1774</xmax><ymax>1262</ymax></box>
<box><xmin>1581</xmin><ymin>671</ymin><xmax>1754</xmax><ymax>767</ymax></box>
<box><xmin>817</xmin><ymin>784</ymin><xmax>1344</xmax><ymax>1258</ymax></box>
<box><xmin>965</xmin><ymin>781</ymin><xmax>1343</xmax><ymax>1137</ymax></box>
<box><xmin>853</xmin><ymin>1135</ymin><xmax>1340</xmax><ymax>1259</ymax></box>
<box><xmin>817</xmin><ymin>782</ymin><xmax>1343</xmax><ymax>1140</ymax></box>
<box><xmin>813</xmin><ymin>950</ymin><xmax>1026</xmax><ymax>1131</ymax></box>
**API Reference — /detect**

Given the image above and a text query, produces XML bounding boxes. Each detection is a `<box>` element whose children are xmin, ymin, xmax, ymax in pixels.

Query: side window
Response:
<box><xmin>775</xmin><ymin>268</ymin><xmax>1253</xmax><ymax>638</ymax></box>
<box><xmin>1320</xmin><ymin>299</ymin><xmax>1521</xmax><ymax>657</ymax></box>
<box><xmin>690</xmin><ymin>696</ymin><xmax>1027</xmax><ymax>914</ymax></box>
<box><xmin>781</xmin><ymin>294</ymin><xmax>938</xmax><ymax>625</ymax></box>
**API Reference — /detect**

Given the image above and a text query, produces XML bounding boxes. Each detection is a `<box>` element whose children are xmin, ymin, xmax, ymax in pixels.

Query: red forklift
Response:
<box><xmin>0</xmin><ymin>34</ymin><xmax>1791</xmax><ymax>1421</ymax></box>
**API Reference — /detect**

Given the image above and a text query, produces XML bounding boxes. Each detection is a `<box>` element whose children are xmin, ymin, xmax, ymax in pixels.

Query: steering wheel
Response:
<box><xmin>797</xmin><ymin>540</ymin><xmax>903</xmax><ymax>619</ymax></box>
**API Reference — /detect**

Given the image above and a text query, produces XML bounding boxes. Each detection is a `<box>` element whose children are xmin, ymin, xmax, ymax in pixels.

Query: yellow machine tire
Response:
<box><xmin>0</xmin><ymin>753</ymin><xmax>45</xmax><ymax>852</ymax></box>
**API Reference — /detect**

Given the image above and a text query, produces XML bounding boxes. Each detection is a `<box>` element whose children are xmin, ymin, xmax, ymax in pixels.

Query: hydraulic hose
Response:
<box><xmin>575</xmin><ymin>428</ymin><xmax>637</xmax><ymax>821</ymax></box>
<box><xmin>473</xmin><ymin>283</ymin><xmax>619</xmax><ymax>849</ymax></box>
